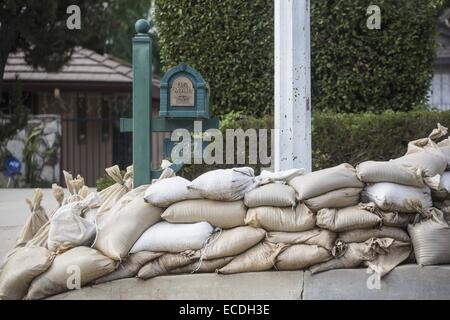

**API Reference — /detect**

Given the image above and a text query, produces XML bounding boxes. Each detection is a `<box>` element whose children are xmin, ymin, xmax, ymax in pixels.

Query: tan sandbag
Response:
<box><xmin>379</xmin><ymin>211</ymin><xmax>417</xmax><ymax>228</ymax></box>
<box><xmin>266</xmin><ymin>229</ymin><xmax>336</xmax><ymax>251</ymax></box>
<box><xmin>337</xmin><ymin>226</ymin><xmax>410</xmax><ymax>243</ymax></box>
<box><xmin>275</xmin><ymin>244</ymin><xmax>331</xmax><ymax>270</ymax></box>
<box><xmin>217</xmin><ymin>242</ymin><xmax>287</xmax><ymax>274</ymax></box>
<box><xmin>62</xmin><ymin>171</ymin><xmax>87</xmax><ymax>204</ymax></box>
<box><xmin>245</xmin><ymin>203</ymin><xmax>315</xmax><ymax>232</ymax></box>
<box><xmin>25</xmin><ymin>247</ymin><xmax>117</xmax><ymax>300</ymax></box>
<box><xmin>144</xmin><ymin>176</ymin><xmax>201</xmax><ymax>208</ymax></box>
<box><xmin>137</xmin><ymin>251</ymin><xmax>199</xmax><ymax>279</ymax></box>
<box><xmin>288</xmin><ymin>163</ymin><xmax>363</xmax><ymax>200</ymax></box>
<box><xmin>14</xmin><ymin>189</ymin><xmax>48</xmax><ymax>248</ymax></box>
<box><xmin>356</xmin><ymin>160</ymin><xmax>424</xmax><ymax>187</ymax></box>
<box><xmin>169</xmin><ymin>257</ymin><xmax>234</xmax><ymax>274</ymax></box>
<box><xmin>408</xmin><ymin>208</ymin><xmax>450</xmax><ymax>266</ymax></box>
<box><xmin>406</xmin><ymin>123</ymin><xmax>448</xmax><ymax>155</ymax></box>
<box><xmin>94</xmin><ymin>197</ymin><xmax>163</xmax><ymax>260</ymax></box>
<box><xmin>0</xmin><ymin>247</ymin><xmax>54</xmax><ymax>300</ymax></box>
<box><xmin>162</xmin><ymin>199</ymin><xmax>246</xmax><ymax>229</ymax></box>
<box><xmin>94</xmin><ymin>251</ymin><xmax>162</xmax><ymax>284</ymax></box>
<box><xmin>243</xmin><ymin>183</ymin><xmax>296</xmax><ymax>208</ymax></box>
<box><xmin>364</xmin><ymin>240</ymin><xmax>411</xmax><ymax>277</ymax></box>
<box><xmin>438</xmin><ymin>137</ymin><xmax>450</xmax><ymax>168</ymax></box>
<box><xmin>201</xmin><ymin>226</ymin><xmax>266</xmax><ymax>260</ymax></box>
<box><xmin>304</xmin><ymin>187</ymin><xmax>362</xmax><ymax>212</ymax></box>
<box><xmin>316</xmin><ymin>203</ymin><xmax>381</xmax><ymax>232</ymax></box>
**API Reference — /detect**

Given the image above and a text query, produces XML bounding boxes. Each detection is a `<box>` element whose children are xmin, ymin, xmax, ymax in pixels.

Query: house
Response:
<box><xmin>1</xmin><ymin>47</ymin><xmax>166</xmax><ymax>187</ymax></box>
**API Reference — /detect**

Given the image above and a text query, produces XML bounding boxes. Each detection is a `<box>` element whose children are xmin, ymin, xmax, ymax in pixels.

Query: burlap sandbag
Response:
<box><xmin>304</xmin><ymin>187</ymin><xmax>362</xmax><ymax>212</ymax></box>
<box><xmin>25</xmin><ymin>247</ymin><xmax>117</xmax><ymax>300</ymax></box>
<box><xmin>201</xmin><ymin>226</ymin><xmax>266</xmax><ymax>260</ymax></box>
<box><xmin>137</xmin><ymin>251</ymin><xmax>199</xmax><ymax>280</ymax></box>
<box><xmin>144</xmin><ymin>176</ymin><xmax>201</xmax><ymax>208</ymax></box>
<box><xmin>337</xmin><ymin>226</ymin><xmax>410</xmax><ymax>243</ymax></box>
<box><xmin>245</xmin><ymin>203</ymin><xmax>315</xmax><ymax>232</ymax></box>
<box><xmin>14</xmin><ymin>189</ymin><xmax>48</xmax><ymax>248</ymax></box>
<box><xmin>364</xmin><ymin>240</ymin><xmax>411</xmax><ymax>277</ymax></box>
<box><xmin>356</xmin><ymin>160</ymin><xmax>424</xmax><ymax>187</ymax></box>
<box><xmin>362</xmin><ymin>182</ymin><xmax>432</xmax><ymax>213</ymax></box>
<box><xmin>288</xmin><ymin>163</ymin><xmax>363</xmax><ymax>200</ymax></box>
<box><xmin>94</xmin><ymin>251</ymin><xmax>162</xmax><ymax>284</ymax></box>
<box><xmin>94</xmin><ymin>197</ymin><xmax>163</xmax><ymax>260</ymax></box>
<box><xmin>217</xmin><ymin>242</ymin><xmax>287</xmax><ymax>274</ymax></box>
<box><xmin>0</xmin><ymin>247</ymin><xmax>54</xmax><ymax>300</ymax></box>
<box><xmin>408</xmin><ymin>208</ymin><xmax>450</xmax><ymax>266</ymax></box>
<box><xmin>275</xmin><ymin>244</ymin><xmax>332</xmax><ymax>270</ymax></box>
<box><xmin>244</xmin><ymin>183</ymin><xmax>296</xmax><ymax>208</ymax></box>
<box><xmin>169</xmin><ymin>257</ymin><xmax>234</xmax><ymax>274</ymax></box>
<box><xmin>162</xmin><ymin>199</ymin><xmax>247</xmax><ymax>229</ymax></box>
<box><xmin>438</xmin><ymin>137</ymin><xmax>450</xmax><ymax>168</ymax></box>
<box><xmin>188</xmin><ymin>167</ymin><xmax>257</xmax><ymax>201</ymax></box>
<box><xmin>379</xmin><ymin>211</ymin><xmax>417</xmax><ymax>228</ymax></box>
<box><xmin>266</xmin><ymin>228</ymin><xmax>336</xmax><ymax>251</ymax></box>
<box><xmin>316</xmin><ymin>203</ymin><xmax>381</xmax><ymax>232</ymax></box>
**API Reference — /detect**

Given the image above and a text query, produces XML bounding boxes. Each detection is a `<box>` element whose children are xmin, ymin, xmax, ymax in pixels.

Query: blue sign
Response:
<box><xmin>3</xmin><ymin>156</ymin><xmax>21</xmax><ymax>177</ymax></box>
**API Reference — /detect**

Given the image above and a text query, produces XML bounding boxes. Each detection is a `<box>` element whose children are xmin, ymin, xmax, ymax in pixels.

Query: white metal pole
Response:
<box><xmin>274</xmin><ymin>0</ymin><xmax>312</xmax><ymax>172</ymax></box>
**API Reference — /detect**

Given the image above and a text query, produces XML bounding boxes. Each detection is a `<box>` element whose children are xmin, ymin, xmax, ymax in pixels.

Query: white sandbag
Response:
<box><xmin>255</xmin><ymin>168</ymin><xmax>304</xmax><ymax>185</ymax></box>
<box><xmin>362</xmin><ymin>182</ymin><xmax>432</xmax><ymax>213</ymax></box>
<box><xmin>244</xmin><ymin>183</ymin><xmax>296</xmax><ymax>208</ymax></box>
<box><xmin>162</xmin><ymin>199</ymin><xmax>246</xmax><ymax>229</ymax></box>
<box><xmin>356</xmin><ymin>160</ymin><xmax>424</xmax><ymax>187</ymax></box>
<box><xmin>266</xmin><ymin>229</ymin><xmax>336</xmax><ymax>251</ymax></box>
<box><xmin>25</xmin><ymin>247</ymin><xmax>117</xmax><ymax>300</ymax></box>
<box><xmin>0</xmin><ymin>247</ymin><xmax>54</xmax><ymax>300</ymax></box>
<box><xmin>130</xmin><ymin>221</ymin><xmax>214</xmax><ymax>253</ymax></box>
<box><xmin>201</xmin><ymin>226</ymin><xmax>266</xmax><ymax>260</ymax></box>
<box><xmin>144</xmin><ymin>176</ymin><xmax>201</xmax><ymax>207</ymax></box>
<box><xmin>169</xmin><ymin>256</ymin><xmax>234</xmax><ymax>274</ymax></box>
<box><xmin>408</xmin><ymin>208</ymin><xmax>450</xmax><ymax>266</ymax></box>
<box><xmin>188</xmin><ymin>167</ymin><xmax>257</xmax><ymax>201</ymax></box>
<box><xmin>364</xmin><ymin>240</ymin><xmax>411</xmax><ymax>277</ymax></box>
<box><xmin>47</xmin><ymin>192</ymin><xmax>101</xmax><ymax>252</ymax></box>
<box><xmin>275</xmin><ymin>244</ymin><xmax>331</xmax><ymax>270</ymax></box>
<box><xmin>94</xmin><ymin>196</ymin><xmax>163</xmax><ymax>260</ymax></box>
<box><xmin>14</xmin><ymin>189</ymin><xmax>48</xmax><ymax>248</ymax></box>
<box><xmin>438</xmin><ymin>137</ymin><xmax>450</xmax><ymax>168</ymax></box>
<box><xmin>94</xmin><ymin>251</ymin><xmax>162</xmax><ymax>284</ymax></box>
<box><xmin>438</xmin><ymin>171</ymin><xmax>450</xmax><ymax>192</ymax></box>
<box><xmin>337</xmin><ymin>226</ymin><xmax>410</xmax><ymax>243</ymax></box>
<box><xmin>304</xmin><ymin>187</ymin><xmax>362</xmax><ymax>212</ymax></box>
<box><xmin>217</xmin><ymin>242</ymin><xmax>287</xmax><ymax>274</ymax></box>
<box><xmin>288</xmin><ymin>163</ymin><xmax>363</xmax><ymax>200</ymax></box>
<box><xmin>137</xmin><ymin>251</ymin><xmax>199</xmax><ymax>279</ymax></box>
<box><xmin>316</xmin><ymin>203</ymin><xmax>382</xmax><ymax>232</ymax></box>
<box><xmin>245</xmin><ymin>203</ymin><xmax>316</xmax><ymax>232</ymax></box>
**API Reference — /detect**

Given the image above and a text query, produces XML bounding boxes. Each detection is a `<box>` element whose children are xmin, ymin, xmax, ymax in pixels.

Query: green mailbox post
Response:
<box><xmin>120</xmin><ymin>19</ymin><xmax>219</xmax><ymax>187</ymax></box>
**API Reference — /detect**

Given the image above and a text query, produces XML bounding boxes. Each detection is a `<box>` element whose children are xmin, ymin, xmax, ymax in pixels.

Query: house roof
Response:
<box><xmin>3</xmin><ymin>47</ymin><xmax>160</xmax><ymax>94</ymax></box>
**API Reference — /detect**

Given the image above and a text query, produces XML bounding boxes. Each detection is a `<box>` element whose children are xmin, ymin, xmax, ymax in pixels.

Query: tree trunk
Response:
<box><xmin>0</xmin><ymin>15</ymin><xmax>20</xmax><ymax>99</ymax></box>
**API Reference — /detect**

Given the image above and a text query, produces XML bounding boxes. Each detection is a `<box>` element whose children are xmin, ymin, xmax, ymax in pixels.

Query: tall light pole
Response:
<box><xmin>274</xmin><ymin>0</ymin><xmax>312</xmax><ymax>172</ymax></box>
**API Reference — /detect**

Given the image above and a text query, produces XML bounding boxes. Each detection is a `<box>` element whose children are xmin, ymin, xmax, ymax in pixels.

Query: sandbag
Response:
<box><xmin>337</xmin><ymin>226</ymin><xmax>410</xmax><ymax>243</ymax></box>
<box><xmin>14</xmin><ymin>189</ymin><xmax>48</xmax><ymax>248</ymax></box>
<box><xmin>200</xmin><ymin>226</ymin><xmax>266</xmax><ymax>260</ymax></box>
<box><xmin>25</xmin><ymin>247</ymin><xmax>117</xmax><ymax>300</ymax></box>
<box><xmin>217</xmin><ymin>242</ymin><xmax>287</xmax><ymax>274</ymax></box>
<box><xmin>362</xmin><ymin>182</ymin><xmax>432</xmax><ymax>213</ymax></box>
<box><xmin>408</xmin><ymin>208</ymin><xmax>450</xmax><ymax>266</ymax></box>
<box><xmin>244</xmin><ymin>183</ymin><xmax>296</xmax><ymax>208</ymax></box>
<box><xmin>275</xmin><ymin>244</ymin><xmax>331</xmax><ymax>270</ymax></box>
<box><xmin>288</xmin><ymin>163</ymin><xmax>363</xmax><ymax>200</ymax></box>
<box><xmin>169</xmin><ymin>256</ymin><xmax>234</xmax><ymax>274</ymax></box>
<box><xmin>144</xmin><ymin>176</ymin><xmax>201</xmax><ymax>207</ymax></box>
<box><xmin>266</xmin><ymin>229</ymin><xmax>336</xmax><ymax>251</ymax></box>
<box><xmin>47</xmin><ymin>192</ymin><xmax>100</xmax><ymax>252</ymax></box>
<box><xmin>245</xmin><ymin>203</ymin><xmax>315</xmax><ymax>232</ymax></box>
<box><xmin>137</xmin><ymin>251</ymin><xmax>199</xmax><ymax>279</ymax></box>
<box><xmin>304</xmin><ymin>187</ymin><xmax>362</xmax><ymax>212</ymax></box>
<box><xmin>94</xmin><ymin>251</ymin><xmax>162</xmax><ymax>284</ymax></box>
<box><xmin>255</xmin><ymin>169</ymin><xmax>304</xmax><ymax>185</ymax></box>
<box><xmin>188</xmin><ymin>167</ymin><xmax>257</xmax><ymax>201</ymax></box>
<box><xmin>438</xmin><ymin>171</ymin><xmax>450</xmax><ymax>193</ymax></box>
<box><xmin>94</xmin><ymin>197</ymin><xmax>163</xmax><ymax>260</ymax></box>
<box><xmin>379</xmin><ymin>211</ymin><xmax>417</xmax><ymax>228</ymax></box>
<box><xmin>364</xmin><ymin>240</ymin><xmax>411</xmax><ymax>277</ymax></box>
<box><xmin>130</xmin><ymin>221</ymin><xmax>214</xmax><ymax>253</ymax></box>
<box><xmin>438</xmin><ymin>137</ymin><xmax>450</xmax><ymax>168</ymax></box>
<box><xmin>0</xmin><ymin>247</ymin><xmax>54</xmax><ymax>300</ymax></box>
<box><xmin>356</xmin><ymin>160</ymin><xmax>424</xmax><ymax>187</ymax></box>
<box><xmin>316</xmin><ymin>203</ymin><xmax>382</xmax><ymax>232</ymax></box>
<box><xmin>162</xmin><ymin>199</ymin><xmax>246</xmax><ymax>229</ymax></box>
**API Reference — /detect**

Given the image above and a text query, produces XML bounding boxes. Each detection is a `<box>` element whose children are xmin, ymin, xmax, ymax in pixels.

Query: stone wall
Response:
<box><xmin>3</xmin><ymin>114</ymin><xmax>61</xmax><ymax>187</ymax></box>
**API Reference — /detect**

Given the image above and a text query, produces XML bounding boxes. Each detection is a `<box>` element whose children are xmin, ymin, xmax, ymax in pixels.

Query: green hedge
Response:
<box><xmin>155</xmin><ymin>0</ymin><xmax>442</xmax><ymax>115</ymax></box>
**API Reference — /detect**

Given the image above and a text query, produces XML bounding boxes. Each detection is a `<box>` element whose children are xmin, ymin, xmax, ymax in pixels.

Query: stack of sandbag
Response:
<box><xmin>288</xmin><ymin>163</ymin><xmax>364</xmax><ymax>212</ymax></box>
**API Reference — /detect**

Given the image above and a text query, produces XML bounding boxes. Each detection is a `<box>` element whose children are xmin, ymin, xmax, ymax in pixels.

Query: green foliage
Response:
<box><xmin>96</xmin><ymin>169</ymin><xmax>126</xmax><ymax>191</ymax></box>
<box><xmin>155</xmin><ymin>0</ymin><xmax>443</xmax><ymax>115</ymax></box>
